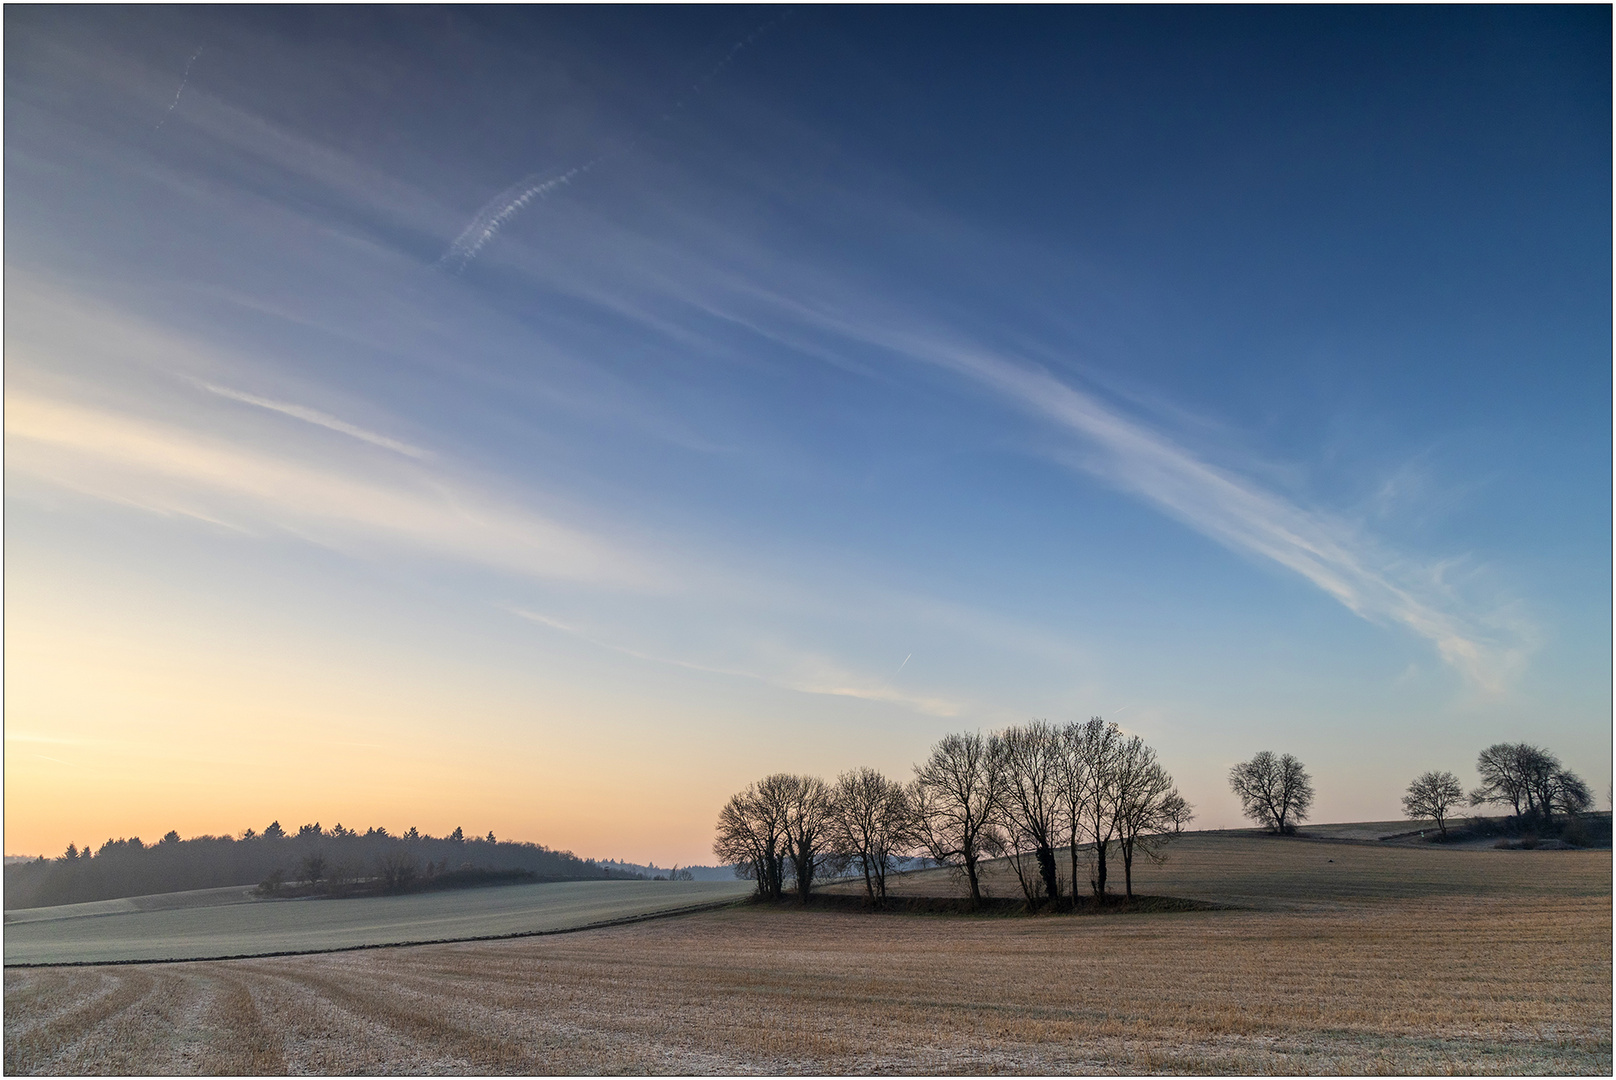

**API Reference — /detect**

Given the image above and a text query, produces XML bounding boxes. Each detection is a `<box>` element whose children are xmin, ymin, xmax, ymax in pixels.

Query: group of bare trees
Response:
<box><xmin>1404</xmin><ymin>742</ymin><xmax>1593</xmax><ymax>839</ymax></box>
<box><xmin>714</xmin><ymin>718</ymin><xmax>1191</xmax><ymax>909</ymax></box>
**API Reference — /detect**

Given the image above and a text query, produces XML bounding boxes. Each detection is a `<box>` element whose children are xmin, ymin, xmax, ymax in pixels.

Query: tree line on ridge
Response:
<box><xmin>6</xmin><ymin>822</ymin><xmax>621</xmax><ymax>909</ymax></box>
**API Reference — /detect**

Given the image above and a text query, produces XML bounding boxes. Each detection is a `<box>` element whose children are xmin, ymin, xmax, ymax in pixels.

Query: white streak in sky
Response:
<box><xmin>665</xmin><ymin>13</ymin><xmax>785</xmax><ymax>117</ymax></box>
<box><xmin>737</xmin><ymin>295</ymin><xmax>1528</xmax><ymax>692</ymax></box>
<box><xmin>896</xmin><ymin>652</ymin><xmax>911</xmax><ymax>673</ymax></box>
<box><xmin>438</xmin><ymin>161</ymin><xmax>602</xmax><ymax>273</ymax></box>
<box><xmin>196</xmin><ymin>381</ymin><xmax>431</xmax><ymax>459</ymax></box>
<box><xmin>6</xmin><ymin>393</ymin><xmax>650</xmax><ymax>588</ymax></box>
<box><xmin>917</xmin><ymin>340</ymin><xmax>1527</xmax><ymax>692</ymax></box>
<box><xmin>442</xmin><ymin>16</ymin><xmax>784</xmax><ymax>271</ymax></box>
<box><xmin>155</xmin><ymin>47</ymin><xmax>202</xmax><ymax>130</ymax></box>
<box><xmin>510</xmin><ymin>610</ymin><xmax>960</xmax><ymax>716</ymax></box>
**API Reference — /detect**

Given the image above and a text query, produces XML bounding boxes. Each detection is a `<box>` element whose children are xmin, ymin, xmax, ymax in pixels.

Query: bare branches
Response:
<box><xmin>912</xmin><ymin>731</ymin><xmax>1005</xmax><ymax>906</ymax></box>
<box><xmin>1111</xmin><ymin>734</ymin><xmax>1192</xmax><ymax>898</ymax></box>
<box><xmin>713</xmin><ymin>773</ymin><xmax>834</xmax><ymax>903</ymax></box>
<box><xmin>1067</xmin><ymin>718</ymin><xmax>1124</xmax><ymax>897</ymax></box>
<box><xmin>1228</xmin><ymin>751</ymin><xmax>1314</xmax><ymax>834</ymax></box>
<box><xmin>712</xmin><ymin>776</ymin><xmax>789</xmax><ymax>900</ymax></box>
<box><xmin>993</xmin><ymin>721</ymin><xmax>1067</xmax><ymax>906</ymax></box>
<box><xmin>1402</xmin><ymin>771</ymin><xmax>1464</xmax><ymax>838</ymax></box>
<box><xmin>826</xmin><ymin>768</ymin><xmax>912</xmax><ymax>905</ymax></box>
<box><xmin>717</xmin><ymin>718</ymin><xmax>1190</xmax><ymax>912</ymax></box>
<box><xmin>782</xmin><ymin>774</ymin><xmax>834</xmax><ymax>902</ymax></box>
<box><xmin>1470</xmin><ymin>743</ymin><xmax>1591</xmax><ymax>826</ymax></box>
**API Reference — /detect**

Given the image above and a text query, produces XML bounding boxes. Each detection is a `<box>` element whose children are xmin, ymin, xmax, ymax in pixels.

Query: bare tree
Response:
<box><xmin>1548</xmin><ymin>769</ymin><xmax>1593</xmax><ymax>819</ymax></box>
<box><xmin>1228</xmin><ymin>751</ymin><xmax>1314</xmax><ymax>834</ymax></box>
<box><xmin>1053</xmin><ymin>719</ymin><xmax>1092</xmax><ymax>900</ymax></box>
<box><xmin>712</xmin><ymin>775</ymin><xmax>790</xmax><ymax>901</ymax></box>
<box><xmin>1470</xmin><ymin>744</ymin><xmax>1593</xmax><ymax>829</ymax></box>
<box><xmin>911</xmin><ymin>731</ymin><xmax>1005</xmax><ymax>907</ymax></box>
<box><xmin>1066</xmin><ymin>717</ymin><xmax>1124</xmax><ymax>897</ymax></box>
<box><xmin>827</xmin><ymin>767</ymin><xmax>912</xmax><ymax>906</ymax></box>
<box><xmin>1470</xmin><ymin>743</ymin><xmax>1546</xmax><ymax>820</ymax></box>
<box><xmin>1111</xmin><ymin>735</ymin><xmax>1192</xmax><ymax>899</ymax></box>
<box><xmin>1401</xmin><ymin>771</ymin><xmax>1463</xmax><ymax>838</ymax></box>
<box><xmin>992</xmin><ymin>721</ymin><xmax>1066</xmax><ymax>906</ymax></box>
<box><xmin>781</xmin><ymin>774</ymin><xmax>834</xmax><ymax>902</ymax></box>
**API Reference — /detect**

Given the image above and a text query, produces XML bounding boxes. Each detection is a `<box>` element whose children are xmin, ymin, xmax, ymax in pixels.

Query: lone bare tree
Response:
<box><xmin>826</xmin><ymin>767</ymin><xmax>912</xmax><ymax>905</ymax></box>
<box><xmin>1228</xmin><ymin>751</ymin><xmax>1314</xmax><ymax>834</ymax></box>
<box><xmin>993</xmin><ymin>721</ymin><xmax>1066</xmax><ymax>906</ymax></box>
<box><xmin>1401</xmin><ymin>771</ymin><xmax>1463</xmax><ymax>838</ymax></box>
<box><xmin>911</xmin><ymin>731</ymin><xmax>1005</xmax><ymax>906</ymax></box>
<box><xmin>1110</xmin><ymin>735</ymin><xmax>1192</xmax><ymax>898</ymax></box>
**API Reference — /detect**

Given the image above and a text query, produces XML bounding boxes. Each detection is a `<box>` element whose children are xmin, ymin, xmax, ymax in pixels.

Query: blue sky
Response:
<box><xmin>5</xmin><ymin>6</ymin><xmax>1609</xmax><ymax>862</ymax></box>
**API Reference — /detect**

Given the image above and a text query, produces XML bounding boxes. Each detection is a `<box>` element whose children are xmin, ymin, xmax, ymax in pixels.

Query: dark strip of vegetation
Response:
<box><xmin>770</xmin><ymin>892</ymin><xmax>1225</xmax><ymax>917</ymax></box>
<box><xmin>258</xmin><ymin>866</ymin><xmax>546</xmax><ymax>900</ymax></box>
<box><xmin>5</xmin><ymin>822</ymin><xmax>638</xmax><ymax>910</ymax></box>
<box><xmin>1427</xmin><ymin>811</ymin><xmax>1611</xmax><ymax>849</ymax></box>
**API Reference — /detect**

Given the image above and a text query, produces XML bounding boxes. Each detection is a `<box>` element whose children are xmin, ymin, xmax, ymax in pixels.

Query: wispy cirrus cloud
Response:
<box><xmin>511</xmin><ymin>608</ymin><xmax>965</xmax><ymax>716</ymax></box>
<box><xmin>4</xmin><ymin>392</ymin><xmax>657</xmax><ymax>590</ymax></box>
<box><xmin>587</xmin><ymin>252</ymin><xmax>1531</xmax><ymax>692</ymax></box>
<box><xmin>192</xmin><ymin>380</ymin><xmax>431</xmax><ymax>459</ymax></box>
<box><xmin>822</xmin><ymin>314</ymin><xmax>1530</xmax><ymax>691</ymax></box>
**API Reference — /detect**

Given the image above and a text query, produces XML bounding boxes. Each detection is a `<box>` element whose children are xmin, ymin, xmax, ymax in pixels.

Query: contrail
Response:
<box><xmin>896</xmin><ymin>652</ymin><xmax>911</xmax><ymax>673</ymax></box>
<box><xmin>440</xmin><ymin>14</ymin><xmax>786</xmax><ymax>272</ymax></box>
<box><xmin>665</xmin><ymin>12</ymin><xmax>787</xmax><ymax>118</ymax></box>
<box><xmin>155</xmin><ymin>47</ymin><xmax>202</xmax><ymax>130</ymax></box>
<box><xmin>436</xmin><ymin>158</ymin><xmax>606</xmax><ymax>274</ymax></box>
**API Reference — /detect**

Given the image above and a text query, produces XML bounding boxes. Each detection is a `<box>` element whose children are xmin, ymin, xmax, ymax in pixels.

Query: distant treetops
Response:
<box><xmin>714</xmin><ymin>718</ymin><xmax>1191</xmax><ymax>910</ymax></box>
<box><xmin>10</xmin><ymin>820</ymin><xmax>612</xmax><ymax>911</ymax></box>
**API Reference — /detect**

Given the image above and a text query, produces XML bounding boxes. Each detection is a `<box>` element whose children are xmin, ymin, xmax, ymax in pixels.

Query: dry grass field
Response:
<box><xmin>6</xmin><ymin>833</ymin><xmax>1610</xmax><ymax>1075</ymax></box>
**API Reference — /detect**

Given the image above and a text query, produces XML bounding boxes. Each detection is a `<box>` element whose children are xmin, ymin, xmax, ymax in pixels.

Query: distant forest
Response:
<box><xmin>4</xmin><ymin>821</ymin><xmax>627</xmax><ymax>910</ymax></box>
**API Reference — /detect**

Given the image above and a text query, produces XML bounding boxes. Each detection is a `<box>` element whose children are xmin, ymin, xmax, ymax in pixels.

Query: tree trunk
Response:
<box><xmin>1036</xmin><ymin>844</ymin><xmax>1059</xmax><ymax>904</ymax></box>
<box><xmin>1069</xmin><ymin>838</ymin><xmax>1080</xmax><ymax>907</ymax></box>
<box><xmin>861</xmin><ymin>857</ymin><xmax>874</xmax><ymax>900</ymax></box>
<box><xmin>1121</xmin><ymin>837</ymin><xmax>1134</xmax><ymax>899</ymax></box>
<box><xmin>1012</xmin><ymin>853</ymin><xmax>1039</xmax><ymax>906</ymax></box>
<box><xmin>795</xmin><ymin>853</ymin><xmax>812</xmax><ymax>903</ymax></box>
<box><xmin>1093</xmin><ymin>839</ymin><xmax>1108</xmax><ymax>898</ymax></box>
<box><xmin>964</xmin><ymin>856</ymin><xmax>982</xmax><ymax>906</ymax></box>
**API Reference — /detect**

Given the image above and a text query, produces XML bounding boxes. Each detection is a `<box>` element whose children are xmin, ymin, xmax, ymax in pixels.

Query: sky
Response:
<box><xmin>4</xmin><ymin>6</ymin><xmax>1610</xmax><ymax>865</ymax></box>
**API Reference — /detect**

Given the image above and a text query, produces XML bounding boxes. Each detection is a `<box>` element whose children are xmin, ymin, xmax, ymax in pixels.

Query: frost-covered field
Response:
<box><xmin>3</xmin><ymin>879</ymin><xmax>749</xmax><ymax>965</ymax></box>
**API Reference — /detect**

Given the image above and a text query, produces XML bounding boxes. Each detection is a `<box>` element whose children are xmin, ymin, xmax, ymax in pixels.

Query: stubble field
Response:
<box><xmin>6</xmin><ymin>833</ymin><xmax>1610</xmax><ymax>1075</ymax></box>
